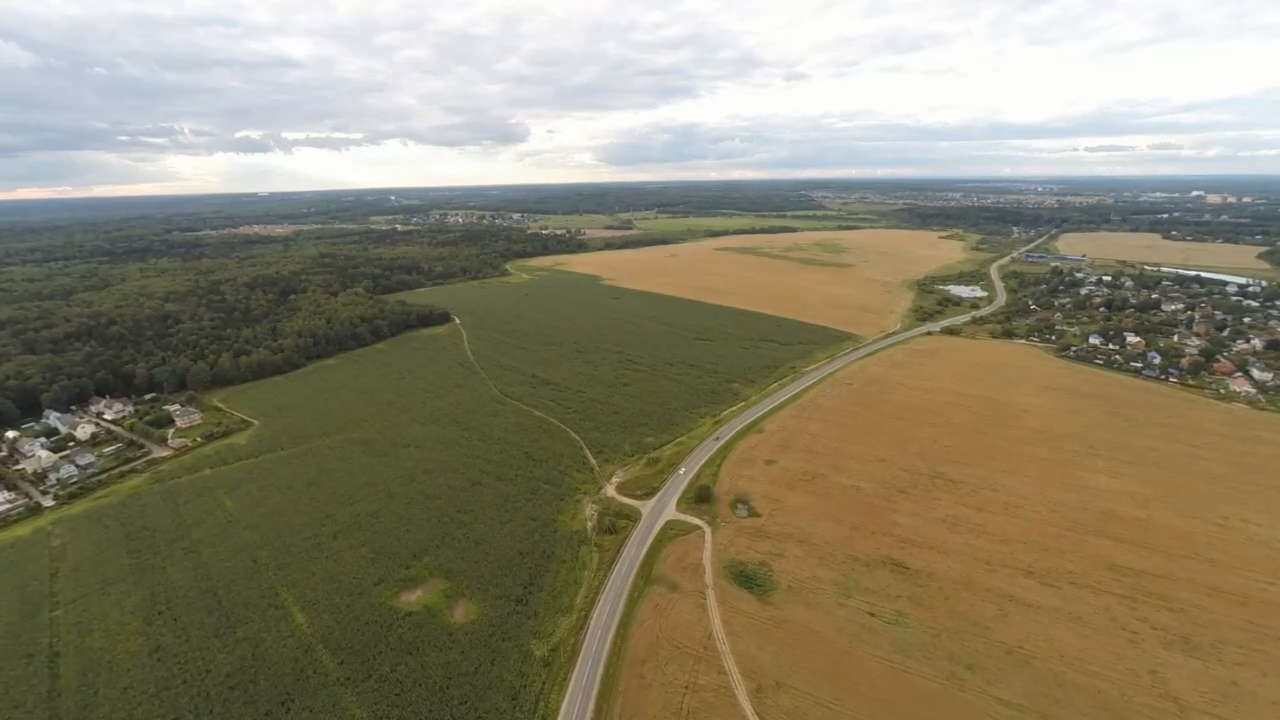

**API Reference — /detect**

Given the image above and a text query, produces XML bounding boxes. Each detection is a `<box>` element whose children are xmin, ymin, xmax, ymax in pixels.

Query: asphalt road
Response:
<box><xmin>556</xmin><ymin>232</ymin><xmax>1052</xmax><ymax>720</ymax></box>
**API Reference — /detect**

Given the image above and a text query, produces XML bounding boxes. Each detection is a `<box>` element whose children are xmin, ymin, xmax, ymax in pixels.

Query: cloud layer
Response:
<box><xmin>2</xmin><ymin>0</ymin><xmax>1279</xmax><ymax>195</ymax></box>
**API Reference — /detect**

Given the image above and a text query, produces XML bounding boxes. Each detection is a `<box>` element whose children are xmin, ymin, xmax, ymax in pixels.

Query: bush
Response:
<box><xmin>143</xmin><ymin>411</ymin><xmax>173</xmax><ymax>429</ymax></box>
<box><xmin>724</xmin><ymin>560</ymin><xmax>777</xmax><ymax>599</ymax></box>
<box><xmin>693</xmin><ymin>484</ymin><xmax>713</xmax><ymax>504</ymax></box>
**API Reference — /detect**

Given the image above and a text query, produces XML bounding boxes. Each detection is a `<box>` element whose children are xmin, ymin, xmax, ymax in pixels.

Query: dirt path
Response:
<box><xmin>673</xmin><ymin>512</ymin><xmax>761</xmax><ymax>720</ymax></box>
<box><xmin>210</xmin><ymin>399</ymin><xmax>259</xmax><ymax>426</ymax></box>
<box><xmin>453</xmin><ymin>317</ymin><xmax>604</xmax><ymax>485</ymax></box>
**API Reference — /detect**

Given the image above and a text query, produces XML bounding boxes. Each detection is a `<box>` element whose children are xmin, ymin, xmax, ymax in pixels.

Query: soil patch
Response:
<box><xmin>448</xmin><ymin>598</ymin><xmax>475</xmax><ymax>624</ymax></box>
<box><xmin>609</xmin><ymin>533</ymin><xmax>740</xmax><ymax>720</ymax></box>
<box><xmin>1057</xmin><ymin>231</ymin><xmax>1269</xmax><ymax>270</ymax></box>
<box><xmin>530</xmin><ymin>230</ymin><xmax>968</xmax><ymax>336</ymax></box>
<box><xmin>705</xmin><ymin>336</ymin><xmax>1280</xmax><ymax>720</ymax></box>
<box><xmin>393</xmin><ymin>578</ymin><xmax>448</xmax><ymax>611</ymax></box>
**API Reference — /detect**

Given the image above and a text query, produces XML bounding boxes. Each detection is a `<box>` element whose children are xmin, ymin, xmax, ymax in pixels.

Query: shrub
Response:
<box><xmin>724</xmin><ymin>559</ymin><xmax>777</xmax><ymax>599</ymax></box>
<box><xmin>693</xmin><ymin>484</ymin><xmax>714</xmax><ymax>504</ymax></box>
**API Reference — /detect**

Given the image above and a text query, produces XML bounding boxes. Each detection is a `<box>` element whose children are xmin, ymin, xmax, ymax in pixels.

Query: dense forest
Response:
<box><xmin>0</xmin><ymin>224</ymin><xmax>594</xmax><ymax>424</ymax></box>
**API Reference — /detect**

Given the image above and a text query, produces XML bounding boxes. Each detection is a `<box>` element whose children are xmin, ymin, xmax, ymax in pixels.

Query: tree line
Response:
<box><xmin>0</xmin><ymin>224</ymin><xmax>595</xmax><ymax>425</ymax></box>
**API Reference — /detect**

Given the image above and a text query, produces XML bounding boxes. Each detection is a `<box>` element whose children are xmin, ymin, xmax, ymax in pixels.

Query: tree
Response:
<box><xmin>1183</xmin><ymin>356</ymin><xmax>1207</xmax><ymax>376</ymax></box>
<box><xmin>1265</xmin><ymin>337</ymin><xmax>1280</xmax><ymax>352</ymax></box>
<box><xmin>186</xmin><ymin>362</ymin><xmax>212</xmax><ymax>393</ymax></box>
<box><xmin>0</xmin><ymin>399</ymin><xmax>20</xmax><ymax>428</ymax></box>
<box><xmin>694</xmin><ymin>484</ymin><xmax>714</xmax><ymax>504</ymax></box>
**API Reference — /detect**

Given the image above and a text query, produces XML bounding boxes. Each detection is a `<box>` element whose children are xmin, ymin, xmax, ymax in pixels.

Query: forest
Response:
<box><xmin>0</xmin><ymin>224</ymin><xmax>593</xmax><ymax>423</ymax></box>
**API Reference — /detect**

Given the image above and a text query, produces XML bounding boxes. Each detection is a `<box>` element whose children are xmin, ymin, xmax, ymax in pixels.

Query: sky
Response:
<box><xmin>2</xmin><ymin>0</ymin><xmax>1279</xmax><ymax>198</ymax></box>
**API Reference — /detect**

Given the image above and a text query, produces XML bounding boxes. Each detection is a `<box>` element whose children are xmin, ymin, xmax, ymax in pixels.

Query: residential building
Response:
<box><xmin>1249</xmin><ymin>367</ymin><xmax>1275</xmax><ymax>384</ymax></box>
<box><xmin>1213</xmin><ymin>359</ymin><xmax>1239</xmax><ymax>376</ymax></box>
<box><xmin>13</xmin><ymin>437</ymin><xmax>45</xmax><ymax>458</ymax></box>
<box><xmin>170</xmin><ymin>406</ymin><xmax>204</xmax><ymax>429</ymax></box>
<box><xmin>70</xmin><ymin>448</ymin><xmax>97</xmax><ymax>469</ymax></box>
<box><xmin>99</xmin><ymin>398</ymin><xmax>135</xmax><ymax>421</ymax></box>
<box><xmin>1228</xmin><ymin>375</ymin><xmax>1258</xmax><ymax>395</ymax></box>
<box><xmin>67</xmin><ymin>420</ymin><xmax>96</xmax><ymax>442</ymax></box>
<box><xmin>42</xmin><ymin>410</ymin><xmax>75</xmax><ymax>435</ymax></box>
<box><xmin>46</xmin><ymin>461</ymin><xmax>80</xmax><ymax>484</ymax></box>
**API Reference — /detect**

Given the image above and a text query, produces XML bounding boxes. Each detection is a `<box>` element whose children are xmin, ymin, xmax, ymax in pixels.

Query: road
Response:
<box><xmin>556</xmin><ymin>232</ymin><xmax>1052</xmax><ymax>720</ymax></box>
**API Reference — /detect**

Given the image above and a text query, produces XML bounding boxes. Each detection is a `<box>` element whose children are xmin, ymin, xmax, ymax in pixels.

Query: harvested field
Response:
<box><xmin>702</xmin><ymin>337</ymin><xmax>1280</xmax><ymax>720</ymax></box>
<box><xmin>529</xmin><ymin>230</ymin><xmax>968</xmax><ymax>336</ymax></box>
<box><xmin>1057</xmin><ymin>231</ymin><xmax>1269</xmax><ymax>270</ymax></box>
<box><xmin>608</xmin><ymin>533</ymin><xmax>739</xmax><ymax>720</ymax></box>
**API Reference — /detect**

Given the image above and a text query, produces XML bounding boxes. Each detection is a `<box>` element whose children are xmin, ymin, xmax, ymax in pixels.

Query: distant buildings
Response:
<box><xmin>1022</xmin><ymin>252</ymin><xmax>1087</xmax><ymax>264</ymax></box>
<box><xmin>169</xmin><ymin>406</ymin><xmax>204</xmax><ymax>429</ymax></box>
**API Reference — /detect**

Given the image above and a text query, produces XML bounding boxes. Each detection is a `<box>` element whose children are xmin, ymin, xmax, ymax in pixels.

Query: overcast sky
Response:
<box><xmin>2</xmin><ymin>0</ymin><xmax>1279</xmax><ymax>198</ymax></box>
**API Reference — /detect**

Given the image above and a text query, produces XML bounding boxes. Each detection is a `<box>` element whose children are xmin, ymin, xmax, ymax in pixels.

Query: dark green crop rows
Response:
<box><xmin>416</xmin><ymin>268</ymin><xmax>850</xmax><ymax>466</ymax></box>
<box><xmin>0</xmin><ymin>269</ymin><xmax>847</xmax><ymax>720</ymax></box>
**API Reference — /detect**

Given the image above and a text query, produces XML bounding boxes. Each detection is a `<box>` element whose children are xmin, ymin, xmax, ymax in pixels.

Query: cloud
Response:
<box><xmin>1081</xmin><ymin>145</ymin><xmax>1138</xmax><ymax>153</ymax></box>
<box><xmin>1</xmin><ymin>0</ymin><xmax>1279</xmax><ymax>193</ymax></box>
<box><xmin>0</xmin><ymin>39</ymin><xmax>41</xmax><ymax>68</ymax></box>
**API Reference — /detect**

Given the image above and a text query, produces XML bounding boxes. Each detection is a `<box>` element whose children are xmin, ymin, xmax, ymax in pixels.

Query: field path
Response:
<box><xmin>672</xmin><ymin>512</ymin><xmax>761</xmax><ymax>720</ymax></box>
<box><xmin>557</xmin><ymin>230</ymin><xmax>1054</xmax><ymax>720</ymax></box>
<box><xmin>453</xmin><ymin>317</ymin><xmax>604</xmax><ymax>485</ymax></box>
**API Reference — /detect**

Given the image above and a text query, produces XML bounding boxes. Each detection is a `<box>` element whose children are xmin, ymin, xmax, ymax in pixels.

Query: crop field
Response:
<box><xmin>686</xmin><ymin>336</ymin><xmax>1280</xmax><ymax>720</ymax></box>
<box><xmin>607</xmin><ymin>533</ymin><xmax>739</xmax><ymax>720</ymax></box>
<box><xmin>530</xmin><ymin>230</ymin><xmax>969</xmax><ymax>336</ymax></box>
<box><xmin>406</xmin><ymin>268</ymin><xmax>849</xmax><ymax>466</ymax></box>
<box><xmin>1057</xmin><ymin>231</ymin><xmax>1270</xmax><ymax>270</ymax></box>
<box><xmin>633</xmin><ymin>216</ymin><xmax>843</xmax><ymax>232</ymax></box>
<box><xmin>0</xmin><ymin>327</ymin><xmax>598</xmax><ymax>720</ymax></box>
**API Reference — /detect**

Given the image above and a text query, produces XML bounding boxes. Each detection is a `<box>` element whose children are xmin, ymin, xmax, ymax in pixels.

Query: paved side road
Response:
<box><xmin>557</xmin><ymin>232</ymin><xmax>1053</xmax><ymax>720</ymax></box>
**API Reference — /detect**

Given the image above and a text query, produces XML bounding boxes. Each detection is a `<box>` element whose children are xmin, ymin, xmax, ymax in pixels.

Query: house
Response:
<box><xmin>42</xmin><ymin>410</ymin><xmax>75</xmax><ymax>435</ymax></box>
<box><xmin>87</xmin><ymin>396</ymin><xmax>108</xmax><ymax>414</ymax></box>
<box><xmin>99</xmin><ymin>398</ymin><xmax>135</xmax><ymax>421</ymax></box>
<box><xmin>1226</xmin><ymin>283</ymin><xmax>1240</xmax><ymax>294</ymax></box>
<box><xmin>1146</xmin><ymin>351</ymin><xmax>1162</xmax><ymax>365</ymax></box>
<box><xmin>46</xmin><ymin>460</ymin><xmax>80</xmax><ymax>484</ymax></box>
<box><xmin>1228</xmin><ymin>374</ymin><xmax>1258</xmax><ymax>395</ymax></box>
<box><xmin>1161</xmin><ymin>301</ymin><xmax>1185</xmax><ymax>313</ymax></box>
<box><xmin>22</xmin><ymin>448</ymin><xmax>59</xmax><ymax>474</ymax></box>
<box><xmin>69</xmin><ymin>448</ymin><xmax>97</xmax><ymax>469</ymax></box>
<box><xmin>1125</xmin><ymin>335</ymin><xmax>1147</xmax><ymax>350</ymax></box>
<box><xmin>1088</xmin><ymin>333</ymin><xmax>1105</xmax><ymax>346</ymax></box>
<box><xmin>170</xmin><ymin>406</ymin><xmax>204</xmax><ymax>429</ymax></box>
<box><xmin>168</xmin><ymin>437</ymin><xmax>191</xmax><ymax>451</ymax></box>
<box><xmin>1243</xmin><ymin>299</ymin><xmax>1261</xmax><ymax>309</ymax></box>
<box><xmin>13</xmin><ymin>437</ymin><xmax>46</xmax><ymax>458</ymax></box>
<box><xmin>67</xmin><ymin>420</ymin><xmax>96</xmax><ymax>442</ymax></box>
<box><xmin>1249</xmin><ymin>367</ymin><xmax>1275</xmax><ymax>384</ymax></box>
<box><xmin>1213</xmin><ymin>359</ymin><xmax>1238</xmax><ymax>376</ymax></box>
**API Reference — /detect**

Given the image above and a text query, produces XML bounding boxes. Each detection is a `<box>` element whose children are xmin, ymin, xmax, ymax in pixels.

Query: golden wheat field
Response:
<box><xmin>619</xmin><ymin>336</ymin><xmax>1280</xmax><ymax>720</ymax></box>
<box><xmin>530</xmin><ymin>230</ymin><xmax>969</xmax><ymax>337</ymax></box>
<box><xmin>1057</xmin><ymin>231</ymin><xmax>1269</xmax><ymax>270</ymax></box>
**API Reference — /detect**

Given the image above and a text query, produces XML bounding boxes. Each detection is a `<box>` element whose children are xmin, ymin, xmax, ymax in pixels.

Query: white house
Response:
<box><xmin>1249</xmin><ymin>367</ymin><xmax>1275</xmax><ymax>384</ymax></box>
<box><xmin>99</xmin><ymin>398</ymin><xmax>135</xmax><ymax>421</ymax></box>
<box><xmin>170</xmin><ymin>406</ymin><xmax>204</xmax><ymax>429</ymax></box>
<box><xmin>67</xmin><ymin>420</ymin><xmax>97</xmax><ymax>442</ymax></box>
<box><xmin>13</xmin><ymin>437</ymin><xmax>46</xmax><ymax>458</ymax></box>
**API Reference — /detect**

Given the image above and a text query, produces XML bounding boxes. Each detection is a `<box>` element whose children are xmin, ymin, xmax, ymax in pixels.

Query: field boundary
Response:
<box><xmin>453</xmin><ymin>317</ymin><xmax>604</xmax><ymax>485</ymax></box>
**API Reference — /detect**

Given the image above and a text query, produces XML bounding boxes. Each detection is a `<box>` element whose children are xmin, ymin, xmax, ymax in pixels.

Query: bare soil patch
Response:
<box><xmin>1058</xmin><ymin>231</ymin><xmax>1269</xmax><ymax>270</ymax></box>
<box><xmin>530</xmin><ymin>230</ymin><xmax>968</xmax><ymax>336</ymax></box>
<box><xmin>705</xmin><ymin>337</ymin><xmax>1280</xmax><ymax>720</ymax></box>
<box><xmin>393</xmin><ymin>578</ymin><xmax>448</xmax><ymax>611</ymax></box>
<box><xmin>448</xmin><ymin>598</ymin><xmax>475</xmax><ymax>624</ymax></box>
<box><xmin>609</xmin><ymin>533</ymin><xmax>740</xmax><ymax>720</ymax></box>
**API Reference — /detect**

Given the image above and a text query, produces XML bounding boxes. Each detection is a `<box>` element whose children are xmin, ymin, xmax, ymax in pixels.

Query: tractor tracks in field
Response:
<box><xmin>453</xmin><ymin>316</ymin><xmax>604</xmax><ymax>486</ymax></box>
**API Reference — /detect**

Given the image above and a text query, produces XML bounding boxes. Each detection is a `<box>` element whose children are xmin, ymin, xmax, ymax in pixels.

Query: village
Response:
<box><xmin>993</xmin><ymin>261</ymin><xmax>1280</xmax><ymax>407</ymax></box>
<box><xmin>0</xmin><ymin>394</ymin><xmax>245</xmax><ymax>523</ymax></box>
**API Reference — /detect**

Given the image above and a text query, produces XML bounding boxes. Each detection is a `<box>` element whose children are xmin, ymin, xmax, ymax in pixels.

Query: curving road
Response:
<box><xmin>557</xmin><ymin>231</ymin><xmax>1052</xmax><ymax>720</ymax></box>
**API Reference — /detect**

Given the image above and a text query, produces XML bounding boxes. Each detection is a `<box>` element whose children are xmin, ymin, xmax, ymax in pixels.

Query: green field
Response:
<box><xmin>0</xmin><ymin>327</ymin><xmax>596</xmax><ymax>720</ymax></box>
<box><xmin>408</xmin><ymin>268</ymin><xmax>850</xmax><ymax>467</ymax></box>
<box><xmin>0</xmin><ymin>270</ymin><xmax>849</xmax><ymax>720</ymax></box>
<box><xmin>632</xmin><ymin>215</ymin><xmax>843</xmax><ymax>232</ymax></box>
